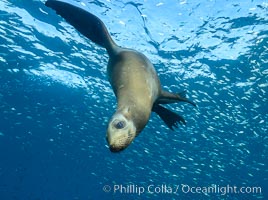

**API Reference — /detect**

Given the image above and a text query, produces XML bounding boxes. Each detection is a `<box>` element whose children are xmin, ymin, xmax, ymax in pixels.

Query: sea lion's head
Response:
<box><xmin>106</xmin><ymin>109</ymin><xmax>136</xmax><ymax>152</ymax></box>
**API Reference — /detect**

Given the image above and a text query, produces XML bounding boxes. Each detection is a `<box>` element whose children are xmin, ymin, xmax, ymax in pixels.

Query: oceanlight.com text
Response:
<box><xmin>180</xmin><ymin>184</ymin><xmax>262</xmax><ymax>195</ymax></box>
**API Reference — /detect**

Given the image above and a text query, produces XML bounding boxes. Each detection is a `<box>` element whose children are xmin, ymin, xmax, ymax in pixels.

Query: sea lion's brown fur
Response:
<box><xmin>46</xmin><ymin>0</ymin><xmax>196</xmax><ymax>152</ymax></box>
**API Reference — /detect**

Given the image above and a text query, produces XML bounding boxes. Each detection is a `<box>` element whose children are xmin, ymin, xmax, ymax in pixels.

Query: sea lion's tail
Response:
<box><xmin>45</xmin><ymin>0</ymin><xmax>118</xmax><ymax>56</ymax></box>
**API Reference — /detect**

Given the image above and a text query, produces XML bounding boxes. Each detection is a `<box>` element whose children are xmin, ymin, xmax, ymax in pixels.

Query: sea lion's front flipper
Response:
<box><xmin>45</xmin><ymin>0</ymin><xmax>116</xmax><ymax>55</ymax></box>
<box><xmin>157</xmin><ymin>90</ymin><xmax>196</xmax><ymax>107</ymax></box>
<box><xmin>152</xmin><ymin>104</ymin><xmax>186</xmax><ymax>130</ymax></box>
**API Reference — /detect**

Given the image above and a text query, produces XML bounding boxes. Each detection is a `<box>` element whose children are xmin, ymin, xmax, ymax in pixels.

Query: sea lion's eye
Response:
<box><xmin>114</xmin><ymin>121</ymin><xmax>125</xmax><ymax>129</ymax></box>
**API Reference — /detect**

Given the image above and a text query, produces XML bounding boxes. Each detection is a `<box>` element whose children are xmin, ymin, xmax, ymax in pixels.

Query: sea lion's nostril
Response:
<box><xmin>109</xmin><ymin>145</ymin><xmax>123</xmax><ymax>153</ymax></box>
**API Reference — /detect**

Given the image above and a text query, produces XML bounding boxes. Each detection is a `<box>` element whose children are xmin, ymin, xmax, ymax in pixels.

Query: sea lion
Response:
<box><xmin>45</xmin><ymin>0</ymin><xmax>196</xmax><ymax>152</ymax></box>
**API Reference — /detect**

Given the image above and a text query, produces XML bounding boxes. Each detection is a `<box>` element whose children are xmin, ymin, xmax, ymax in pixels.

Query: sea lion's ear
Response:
<box><xmin>118</xmin><ymin>107</ymin><xmax>131</xmax><ymax>119</ymax></box>
<box><xmin>127</xmin><ymin>107</ymin><xmax>131</xmax><ymax>113</ymax></box>
<box><xmin>120</xmin><ymin>107</ymin><xmax>130</xmax><ymax>114</ymax></box>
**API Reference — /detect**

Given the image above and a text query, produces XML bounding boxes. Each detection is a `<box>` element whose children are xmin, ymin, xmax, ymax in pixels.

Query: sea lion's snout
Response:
<box><xmin>106</xmin><ymin>113</ymin><xmax>136</xmax><ymax>152</ymax></box>
<box><xmin>106</xmin><ymin>127</ymin><xmax>135</xmax><ymax>152</ymax></box>
<box><xmin>109</xmin><ymin>144</ymin><xmax>126</xmax><ymax>152</ymax></box>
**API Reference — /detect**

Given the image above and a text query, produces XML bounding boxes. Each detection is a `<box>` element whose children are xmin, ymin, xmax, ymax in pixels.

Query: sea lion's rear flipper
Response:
<box><xmin>152</xmin><ymin>104</ymin><xmax>186</xmax><ymax>130</ymax></box>
<box><xmin>157</xmin><ymin>90</ymin><xmax>196</xmax><ymax>107</ymax></box>
<box><xmin>45</xmin><ymin>0</ymin><xmax>117</xmax><ymax>55</ymax></box>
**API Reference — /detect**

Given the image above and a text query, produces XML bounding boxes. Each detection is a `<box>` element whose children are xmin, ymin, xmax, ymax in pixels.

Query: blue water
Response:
<box><xmin>0</xmin><ymin>0</ymin><xmax>267</xmax><ymax>199</ymax></box>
